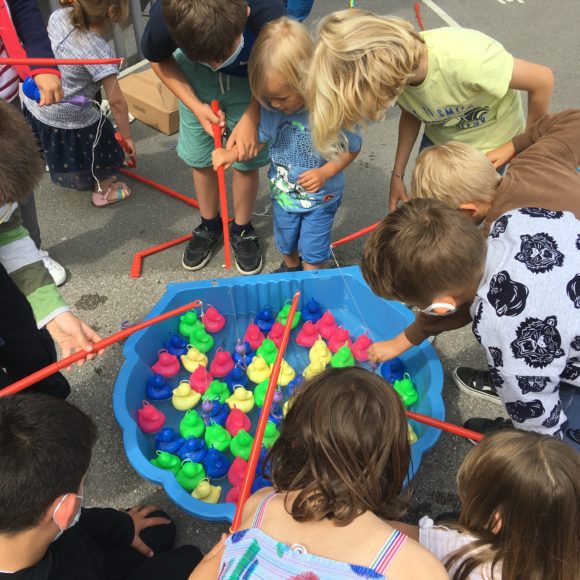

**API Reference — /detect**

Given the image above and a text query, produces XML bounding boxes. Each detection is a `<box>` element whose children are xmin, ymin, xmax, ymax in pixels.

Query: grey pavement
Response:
<box><xmin>32</xmin><ymin>0</ymin><xmax>579</xmax><ymax>555</ymax></box>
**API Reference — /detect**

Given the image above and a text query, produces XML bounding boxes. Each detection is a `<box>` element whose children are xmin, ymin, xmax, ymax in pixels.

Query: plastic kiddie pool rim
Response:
<box><xmin>113</xmin><ymin>267</ymin><xmax>444</xmax><ymax>522</ymax></box>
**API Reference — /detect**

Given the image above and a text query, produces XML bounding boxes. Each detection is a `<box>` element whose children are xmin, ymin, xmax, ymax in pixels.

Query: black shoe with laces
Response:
<box><xmin>463</xmin><ymin>417</ymin><xmax>513</xmax><ymax>444</ymax></box>
<box><xmin>452</xmin><ymin>367</ymin><xmax>502</xmax><ymax>405</ymax></box>
<box><xmin>230</xmin><ymin>227</ymin><xmax>263</xmax><ymax>275</ymax></box>
<box><xmin>182</xmin><ymin>224</ymin><xmax>222</xmax><ymax>271</ymax></box>
<box><xmin>272</xmin><ymin>260</ymin><xmax>303</xmax><ymax>274</ymax></box>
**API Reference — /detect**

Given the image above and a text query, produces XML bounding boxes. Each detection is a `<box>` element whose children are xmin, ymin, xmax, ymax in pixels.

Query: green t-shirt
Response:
<box><xmin>396</xmin><ymin>27</ymin><xmax>525</xmax><ymax>152</ymax></box>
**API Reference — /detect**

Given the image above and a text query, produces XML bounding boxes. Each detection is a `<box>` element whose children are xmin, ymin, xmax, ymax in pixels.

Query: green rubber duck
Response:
<box><xmin>256</xmin><ymin>339</ymin><xmax>278</xmax><ymax>365</ymax></box>
<box><xmin>205</xmin><ymin>423</ymin><xmax>232</xmax><ymax>452</ymax></box>
<box><xmin>276</xmin><ymin>304</ymin><xmax>301</xmax><ymax>329</ymax></box>
<box><xmin>393</xmin><ymin>373</ymin><xmax>418</xmax><ymax>407</ymax></box>
<box><xmin>331</xmin><ymin>344</ymin><xmax>355</xmax><ymax>368</ymax></box>
<box><xmin>189</xmin><ymin>327</ymin><xmax>214</xmax><ymax>354</ymax></box>
<box><xmin>179</xmin><ymin>311</ymin><xmax>203</xmax><ymax>337</ymax></box>
<box><xmin>262</xmin><ymin>421</ymin><xmax>280</xmax><ymax>448</ymax></box>
<box><xmin>150</xmin><ymin>451</ymin><xmax>181</xmax><ymax>475</ymax></box>
<box><xmin>176</xmin><ymin>461</ymin><xmax>206</xmax><ymax>491</ymax></box>
<box><xmin>254</xmin><ymin>379</ymin><xmax>269</xmax><ymax>407</ymax></box>
<box><xmin>179</xmin><ymin>410</ymin><xmax>205</xmax><ymax>439</ymax></box>
<box><xmin>202</xmin><ymin>380</ymin><xmax>230</xmax><ymax>404</ymax></box>
<box><xmin>230</xmin><ymin>429</ymin><xmax>254</xmax><ymax>460</ymax></box>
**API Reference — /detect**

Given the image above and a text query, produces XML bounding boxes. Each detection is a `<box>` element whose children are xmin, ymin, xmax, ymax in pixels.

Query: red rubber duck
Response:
<box><xmin>315</xmin><ymin>311</ymin><xmax>338</xmax><ymax>340</ymax></box>
<box><xmin>202</xmin><ymin>306</ymin><xmax>226</xmax><ymax>333</ymax></box>
<box><xmin>328</xmin><ymin>326</ymin><xmax>353</xmax><ymax>353</ymax></box>
<box><xmin>267</xmin><ymin>322</ymin><xmax>284</xmax><ymax>348</ymax></box>
<box><xmin>227</xmin><ymin>456</ymin><xmax>248</xmax><ymax>487</ymax></box>
<box><xmin>137</xmin><ymin>401</ymin><xmax>165</xmax><ymax>433</ymax></box>
<box><xmin>225</xmin><ymin>408</ymin><xmax>252</xmax><ymax>437</ymax></box>
<box><xmin>352</xmin><ymin>333</ymin><xmax>373</xmax><ymax>362</ymax></box>
<box><xmin>210</xmin><ymin>349</ymin><xmax>235</xmax><ymax>377</ymax></box>
<box><xmin>189</xmin><ymin>366</ymin><xmax>214</xmax><ymax>394</ymax></box>
<box><xmin>296</xmin><ymin>320</ymin><xmax>320</xmax><ymax>347</ymax></box>
<box><xmin>243</xmin><ymin>323</ymin><xmax>265</xmax><ymax>350</ymax></box>
<box><xmin>151</xmin><ymin>350</ymin><xmax>180</xmax><ymax>378</ymax></box>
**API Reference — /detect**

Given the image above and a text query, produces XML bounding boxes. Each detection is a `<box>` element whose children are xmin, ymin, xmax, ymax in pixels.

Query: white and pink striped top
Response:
<box><xmin>0</xmin><ymin>36</ymin><xmax>19</xmax><ymax>102</ymax></box>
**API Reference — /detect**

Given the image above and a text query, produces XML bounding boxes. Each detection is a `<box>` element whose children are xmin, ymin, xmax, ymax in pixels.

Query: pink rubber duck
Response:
<box><xmin>328</xmin><ymin>326</ymin><xmax>353</xmax><ymax>353</ymax></box>
<box><xmin>225</xmin><ymin>484</ymin><xmax>242</xmax><ymax>504</ymax></box>
<box><xmin>315</xmin><ymin>311</ymin><xmax>338</xmax><ymax>340</ymax></box>
<box><xmin>137</xmin><ymin>401</ymin><xmax>165</xmax><ymax>433</ymax></box>
<box><xmin>189</xmin><ymin>366</ymin><xmax>214</xmax><ymax>394</ymax></box>
<box><xmin>228</xmin><ymin>456</ymin><xmax>248</xmax><ymax>487</ymax></box>
<box><xmin>202</xmin><ymin>306</ymin><xmax>226</xmax><ymax>333</ymax></box>
<box><xmin>296</xmin><ymin>321</ymin><xmax>320</xmax><ymax>348</ymax></box>
<box><xmin>225</xmin><ymin>408</ymin><xmax>252</xmax><ymax>437</ymax></box>
<box><xmin>352</xmin><ymin>333</ymin><xmax>373</xmax><ymax>362</ymax></box>
<box><xmin>151</xmin><ymin>350</ymin><xmax>180</xmax><ymax>378</ymax></box>
<box><xmin>210</xmin><ymin>349</ymin><xmax>235</xmax><ymax>378</ymax></box>
<box><xmin>243</xmin><ymin>323</ymin><xmax>265</xmax><ymax>350</ymax></box>
<box><xmin>267</xmin><ymin>322</ymin><xmax>284</xmax><ymax>348</ymax></box>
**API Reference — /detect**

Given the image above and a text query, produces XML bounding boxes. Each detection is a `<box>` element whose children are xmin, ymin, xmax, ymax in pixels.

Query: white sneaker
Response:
<box><xmin>39</xmin><ymin>250</ymin><xmax>67</xmax><ymax>287</ymax></box>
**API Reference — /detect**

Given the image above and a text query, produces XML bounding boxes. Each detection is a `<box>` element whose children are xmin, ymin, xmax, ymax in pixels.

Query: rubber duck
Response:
<box><xmin>137</xmin><ymin>401</ymin><xmax>165</xmax><ymax>433</ymax></box>
<box><xmin>302</xmin><ymin>358</ymin><xmax>326</xmax><ymax>379</ymax></box>
<box><xmin>328</xmin><ymin>327</ymin><xmax>353</xmax><ymax>353</ymax></box>
<box><xmin>172</xmin><ymin>380</ymin><xmax>201</xmax><ymax>411</ymax></box>
<box><xmin>276</xmin><ymin>303</ymin><xmax>301</xmax><ymax>329</ymax></box>
<box><xmin>179</xmin><ymin>410</ymin><xmax>205</xmax><ymax>439</ymax></box>
<box><xmin>178</xmin><ymin>437</ymin><xmax>208</xmax><ymax>463</ymax></box>
<box><xmin>232</xmin><ymin>339</ymin><xmax>255</xmax><ymax>367</ymax></box>
<box><xmin>178</xmin><ymin>311</ymin><xmax>203</xmax><ymax>337</ymax></box>
<box><xmin>209</xmin><ymin>401</ymin><xmax>230</xmax><ymax>426</ymax></box>
<box><xmin>247</xmin><ymin>356</ymin><xmax>271</xmax><ymax>384</ymax></box>
<box><xmin>285</xmin><ymin>376</ymin><xmax>304</xmax><ymax>399</ymax></box>
<box><xmin>301</xmin><ymin>298</ymin><xmax>323</xmax><ymax>324</ymax></box>
<box><xmin>254</xmin><ymin>305</ymin><xmax>276</xmax><ymax>333</ymax></box>
<box><xmin>209</xmin><ymin>349</ymin><xmax>235</xmax><ymax>378</ymax></box>
<box><xmin>203</xmin><ymin>448</ymin><xmax>230</xmax><ymax>479</ymax></box>
<box><xmin>201</xmin><ymin>380</ymin><xmax>230</xmax><ymax>404</ymax></box>
<box><xmin>393</xmin><ymin>373</ymin><xmax>418</xmax><ymax>407</ymax></box>
<box><xmin>151</xmin><ymin>351</ymin><xmax>180</xmax><ymax>378</ymax></box>
<box><xmin>189</xmin><ymin>327</ymin><xmax>214</xmax><ymax>354</ymax></box>
<box><xmin>201</xmin><ymin>306</ymin><xmax>226</xmax><ymax>333</ymax></box>
<box><xmin>252</xmin><ymin>474</ymin><xmax>271</xmax><ymax>493</ymax></box>
<box><xmin>262</xmin><ymin>421</ymin><xmax>280</xmax><ymax>448</ymax></box>
<box><xmin>331</xmin><ymin>344</ymin><xmax>356</xmax><ymax>368</ymax></box>
<box><xmin>176</xmin><ymin>461</ymin><xmax>206</xmax><ymax>492</ymax></box>
<box><xmin>180</xmin><ymin>346</ymin><xmax>208</xmax><ymax>373</ymax></box>
<box><xmin>155</xmin><ymin>428</ymin><xmax>186</xmax><ymax>455</ymax></box>
<box><xmin>224</xmin><ymin>363</ymin><xmax>249</xmax><ymax>390</ymax></box>
<box><xmin>269</xmin><ymin>403</ymin><xmax>284</xmax><ymax>426</ymax></box>
<box><xmin>381</xmin><ymin>357</ymin><xmax>406</xmax><ymax>383</ymax></box>
<box><xmin>243</xmin><ymin>323</ymin><xmax>265</xmax><ymax>350</ymax></box>
<box><xmin>256</xmin><ymin>339</ymin><xmax>278</xmax><ymax>365</ymax></box>
<box><xmin>283</xmin><ymin>397</ymin><xmax>293</xmax><ymax>417</ymax></box>
<box><xmin>150</xmin><ymin>451</ymin><xmax>181</xmax><ymax>475</ymax></box>
<box><xmin>192</xmin><ymin>479</ymin><xmax>222</xmax><ymax>504</ymax></box>
<box><xmin>225</xmin><ymin>484</ymin><xmax>242</xmax><ymax>504</ymax></box>
<box><xmin>230</xmin><ymin>429</ymin><xmax>254</xmax><ymax>460</ymax></box>
<box><xmin>164</xmin><ymin>333</ymin><xmax>189</xmax><ymax>357</ymax></box>
<box><xmin>205</xmin><ymin>423</ymin><xmax>231</xmax><ymax>452</ymax></box>
<box><xmin>277</xmin><ymin>359</ymin><xmax>296</xmax><ymax>387</ymax></box>
<box><xmin>296</xmin><ymin>321</ymin><xmax>320</xmax><ymax>348</ymax></box>
<box><xmin>314</xmin><ymin>311</ymin><xmax>338</xmax><ymax>340</ymax></box>
<box><xmin>228</xmin><ymin>457</ymin><xmax>248</xmax><ymax>487</ymax></box>
<box><xmin>189</xmin><ymin>366</ymin><xmax>214</xmax><ymax>394</ymax></box>
<box><xmin>352</xmin><ymin>333</ymin><xmax>373</xmax><ymax>362</ymax></box>
<box><xmin>267</xmin><ymin>322</ymin><xmax>285</xmax><ymax>348</ymax></box>
<box><xmin>408</xmin><ymin>423</ymin><xmax>418</xmax><ymax>445</ymax></box>
<box><xmin>254</xmin><ymin>379</ymin><xmax>269</xmax><ymax>407</ymax></box>
<box><xmin>146</xmin><ymin>374</ymin><xmax>172</xmax><ymax>401</ymax></box>
<box><xmin>258</xmin><ymin>447</ymin><xmax>272</xmax><ymax>478</ymax></box>
<box><xmin>227</xmin><ymin>386</ymin><xmax>255</xmax><ymax>413</ymax></box>
<box><xmin>309</xmin><ymin>338</ymin><xmax>332</xmax><ymax>365</ymax></box>
<box><xmin>225</xmin><ymin>408</ymin><xmax>252</xmax><ymax>437</ymax></box>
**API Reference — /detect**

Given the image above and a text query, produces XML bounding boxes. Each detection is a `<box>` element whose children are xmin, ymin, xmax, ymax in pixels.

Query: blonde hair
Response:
<box><xmin>411</xmin><ymin>142</ymin><xmax>501</xmax><ymax>206</ymax></box>
<box><xmin>62</xmin><ymin>0</ymin><xmax>128</xmax><ymax>30</ymax></box>
<box><xmin>248</xmin><ymin>17</ymin><xmax>314</xmax><ymax>108</ymax></box>
<box><xmin>448</xmin><ymin>430</ymin><xmax>580</xmax><ymax>580</ymax></box>
<box><xmin>307</xmin><ymin>9</ymin><xmax>424</xmax><ymax>157</ymax></box>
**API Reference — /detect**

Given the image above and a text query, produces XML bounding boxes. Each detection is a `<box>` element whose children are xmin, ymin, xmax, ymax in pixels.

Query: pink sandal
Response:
<box><xmin>92</xmin><ymin>181</ymin><xmax>131</xmax><ymax>207</ymax></box>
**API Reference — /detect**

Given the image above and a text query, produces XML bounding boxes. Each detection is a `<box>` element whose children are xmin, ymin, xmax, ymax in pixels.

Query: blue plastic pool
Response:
<box><xmin>113</xmin><ymin>266</ymin><xmax>444</xmax><ymax>522</ymax></box>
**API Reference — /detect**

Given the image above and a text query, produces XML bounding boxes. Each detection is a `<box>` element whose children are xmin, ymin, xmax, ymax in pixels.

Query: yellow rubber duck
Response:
<box><xmin>277</xmin><ymin>359</ymin><xmax>296</xmax><ymax>387</ymax></box>
<box><xmin>191</xmin><ymin>479</ymin><xmax>222</xmax><ymax>504</ymax></box>
<box><xmin>309</xmin><ymin>338</ymin><xmax>332</xmax><ymax>366</ymax></box>
<box><xmin>172</xmin><ymin>380</ymin><xmax>201</xmax><ymax>411</ymax></box>
<box><xmin>283</xmin><ymin>397</ymin><xmax>295</xmax><ymax>417</ymax></box>
<box><xmin>226</xmin><ymin>386</ymin><xmax>255</xmax><ymax>413</ymax></box>
<box><xmin>246</xmin><ymin>356</ymin><xmax>271</xmax><ymax>383</ymax></box>
<box><xmin>180</xmin><ymin>346</ymin><xmax>208</xmax><ymax>373</ymax></box>
<box><xmin>407</xmin><ymin>423</ymin><xmax>418</xmax><ymax>445</ymax></box>
<box><xmin>303</xmin><ymin>358</ymin><xmax>326</xmax><ymax>379</ymax></box>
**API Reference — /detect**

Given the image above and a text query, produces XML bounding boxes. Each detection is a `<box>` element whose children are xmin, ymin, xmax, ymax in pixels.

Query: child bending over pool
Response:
<box><xmin>213</xmin><ymin>18</ymin><xmax>361</xmax><ymax>273</ymax></box>
<box><xmin>189</xmin><ymin>367</ymin><xmax>447</xmax><ymax>580</ymax></box>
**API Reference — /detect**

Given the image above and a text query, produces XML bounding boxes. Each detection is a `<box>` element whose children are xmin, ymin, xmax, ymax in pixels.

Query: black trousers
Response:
<box><xmin>0</xmin><ymin>263</ymin><xmax>70</xmax><ymax>398</ymax></box>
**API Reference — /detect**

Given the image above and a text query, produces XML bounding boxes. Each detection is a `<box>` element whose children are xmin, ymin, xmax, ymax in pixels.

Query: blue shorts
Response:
<box><xmin>273</xmin><ymin>198</ymin><xmax>341</xmax><ymax>265</ymax></box>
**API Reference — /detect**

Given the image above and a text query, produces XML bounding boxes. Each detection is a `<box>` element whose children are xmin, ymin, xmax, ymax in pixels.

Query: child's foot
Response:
<box><xmin>182</xmin><ymin>224</ymin><xmax>223</xmax><ymax>271</ymax></box>
<box><xmin>39</xmin><ymin>250</ymin><xmax>67</xmax><ymax>286</ymax></box>
<box><xmin>230</xmin><ymin>227</ymin><xmax>263</xmax><ymax>275</ymax></box>
<box><xmin>452</xmin><ymin>367</ymin><xmax>502</xmax><ymax>405</ymax></box>
<box><xmin>463</xmin><ymin>417</ymin><xmax>513</xmax><ymax>445</ymax></box>
<box><xmin>92</xmin><ymin>181</ymin><xmax>131</xmax><ymax>207</ymax></box>
<box><xmin>273</xmin><ymin>261</ymin><xmax>303</xmax><ymax>274</ymax></box>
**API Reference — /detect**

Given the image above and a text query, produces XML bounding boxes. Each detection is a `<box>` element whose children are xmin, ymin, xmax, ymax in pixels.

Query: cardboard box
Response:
<box><xmin>119</xmin><ymin>68</ymin><xmax>179</xmax><ymax>135</ymax></box>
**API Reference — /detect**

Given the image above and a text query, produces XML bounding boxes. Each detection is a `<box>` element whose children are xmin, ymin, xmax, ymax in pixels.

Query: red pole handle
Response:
<box><xmin>331</xmin><ymin>221</ymin><xmax>381</xmax><ymax>249</ymax></box>
<box><xmin>0</xmin><ymin>300</ymin><xmax>202</xmax><ymax>397</ymax></box>
<box><xmin>0</xmin><ymin>57</ymin><xmax>123</xmax><ymax>65</ymax></box>
<box><xmin>115</xmin><ymin>132</ymin><xmax>136</xmax><ymax>168</ymax></box>
<box><xmin>210</xmin><ymin>100</ymin><xmax>232</xmax><ymax>270</ymax></box>
<box><xmin>406</xmin><ymin>410</ymin><xmax>484</xmax><ymax>442</ymax></box>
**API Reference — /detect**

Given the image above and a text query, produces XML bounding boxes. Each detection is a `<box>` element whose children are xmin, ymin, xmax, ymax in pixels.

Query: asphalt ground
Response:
<box><xmin>29</xmin><ymin>0</ymin><xmax>579</xmax><ymax>555</ymax></box>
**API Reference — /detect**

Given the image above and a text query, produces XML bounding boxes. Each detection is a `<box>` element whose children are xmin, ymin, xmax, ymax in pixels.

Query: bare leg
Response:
<box><xmin>283</xmin><ymin>251</ymin><xmax>301</xmax><ymax>268</ymax></box>
<box><xmin>192</xmin><ymin>167</ymin><xmax>220</xmax><ymax>219</ymax></box>
<box><xmin>232</xmin><ymin>168</ymin><xmax>258</xmax><ymax>224</ymax></box>
<box><xmin>303</xmin><ymin>261</ymin><xmax>322</xmax><ymax>270</ymax></box>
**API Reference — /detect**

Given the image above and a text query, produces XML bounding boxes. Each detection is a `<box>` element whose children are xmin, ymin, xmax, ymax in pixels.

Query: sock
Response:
<box><xmin>231</xmin><ymin>221</ymin><xmax>252</xmax><ymax>236</ymax></box>
<box><xmin>201</xmin><ymin>214</ymin><xmax>221</xmax><ymax>233</ymax></box>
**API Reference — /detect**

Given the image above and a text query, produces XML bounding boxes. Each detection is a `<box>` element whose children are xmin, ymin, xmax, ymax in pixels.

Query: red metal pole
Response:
<box><xmin>0</xmin><ymin>300</ymin><xmax>202</xmax><ymax>397</ymax></box>
<box><xmin>231</xmin><ymin>292</ymin><xmax>301</xmax><ymax>532</ymax></box>
<box><xmin>414</xmin><ymin>2</ymin><xmax>426</xmax><ymax>31</ymax></box>
<box><xmin>210</xmin><ymin>100</ymin><xmax>232</xmax><ymax>270</ymax></box>
<box><xmin>330</xmin><ymin>221</ymin><xmax>381</xmax><ymax>248</ymax></box>
<box><xmin>0</xmin><ymin>57</ymin><xmax>123</xmax><ymax>65</ymax></box>
<box><xmin>406</xmin><ymin>410</ymin><xmax>484</xmax><ymax>442</ymax></box>
<box><xmin>131</xmin><ymin>234</ymin><xmax>193</xmax><ymax>278</ymax></box>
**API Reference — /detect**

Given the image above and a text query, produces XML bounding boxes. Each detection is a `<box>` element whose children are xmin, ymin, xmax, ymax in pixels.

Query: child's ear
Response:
<box><xmin>50</xmin><ymin>494</ymin><xmax>78</xmax><ymax>529</ymax></box>
<box><xmin>491</xmin><ymin>511</ymin><xmax>503</xmax><ymax>534</ymax></box>
<box><xmin>458</xmin><ymin>202</ymin><xmax>480</xmax><ymax>221</ymax></box>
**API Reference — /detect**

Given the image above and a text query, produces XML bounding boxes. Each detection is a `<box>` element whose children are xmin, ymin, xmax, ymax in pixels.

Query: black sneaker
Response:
<box><xmin>182</xmin><ymin>224</ymin><xmax>222</xmax><ymax>271</ymax></box>
<box><xmin>452</xmin><ymin>367</ymin><xmax>502</xmax><ymax>405</ymax></box>
<box><xmin>463</xmin><ymin>417</ymin><xmax>513</xmax><ymax>444</ymax></box>
<box><xmin>273</xmin><ymin>261</ymin><xmax>303</xmax><ymax>274</ymax></box>
<box><xmin>230</xmin><ymin>228</ymin><xmax>263</xmax><ymax>275</ymax></box>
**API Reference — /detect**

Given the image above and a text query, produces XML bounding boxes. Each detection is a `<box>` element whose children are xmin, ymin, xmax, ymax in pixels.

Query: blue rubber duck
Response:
<box><xmin>224</xmin><ymin>363</ymin><xmax>249</xmax><ymax>391</ymax></box>
<box><xmin>301</xmin><ymin>298</ymin><xmax>323</xmax><ymax>324</ymax></box>
<box><xmin>232</xmin><ymin>339</ymin><xmax>256</xmax><ymax>367</ymax></box>
<box><xmin>268</xmin><ymin>403</ymin><xmax>284</xmax><ymax>426</ymax></box>
<box><xmin>380</xmin><ymin>357</ymin><xmax>406</xmax><ymax>383</ymax></box>
<box><xmin>254</xmin><ymin>305</ymin><xmax>276</xmax><ymax>333</ymax></box>
<box><xmin>178</xmin><ymin>437</ymin><xmax>208</xmax><ymax>463</ymax></box>
<box><xmin>203</xmin><ymin>448</ymin><xmax>231</xmax><ymax>479</ymax></box>
<box><xmin>146</xmin><ymin>374</ymin><xmax>173</xmax><ymax>401</ymax></box>
<box><xmin>285</xmin><ymin>376</ymin><xmax>304</xmax><ymax>399</ymax></box>
<box><xmin>210</xmin><ymin>401</ymin><xmax>230</xmax><ymax>426</ymax></box>
<box><xmin>164</xmin><ymin>333</ymin><xmax>189</xmax><ymax>357</ymax></box>
<box><xmin>155</xmin><ymin>428</ymin><xmax>186</xmax><ymax>454</ymax></box>
<box><xmin>258</xmin><ymin>447</ymin><xmax>272</xmax><ymax>478</ymax></box>
<box><xmin>251</xmin><ymin>474</ymin><xmax>271</xmax><ymax>493</ymax></box>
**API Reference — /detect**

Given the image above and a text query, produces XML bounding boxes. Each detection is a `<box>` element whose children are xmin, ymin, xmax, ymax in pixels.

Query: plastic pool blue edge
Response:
<box><xmin>113</xmin><ymin>267</ymin><xmax>444</xmax><ymax>522</ymax></box>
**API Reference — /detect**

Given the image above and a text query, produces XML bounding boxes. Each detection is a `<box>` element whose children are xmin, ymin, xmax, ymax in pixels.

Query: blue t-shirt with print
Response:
<box><xmin>258</xmin><ymin>108</ymin><xmax>362</xmax><ymax>213</ymax></box>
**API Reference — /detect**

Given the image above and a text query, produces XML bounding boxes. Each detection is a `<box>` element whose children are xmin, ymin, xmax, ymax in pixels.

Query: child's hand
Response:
<box><xmin>194</xmin><ymin>102</ymin><xmax>226</xmax><ymax>137</ymax></box>
<box><xmin>226</xmin><ymin>114</ymin><xmax>259</xmax><ymax>161</ymax></box>
<box><xmin>486</xmin><ymin>141</ymin><xmax>516</xmax><ymax>169</ymax></box>
<box><xmin>123</xmin><ymin>137</ymin><xmax>136</xmax><ymax>157</ymax></box>
<box><xmin>188</xmin><ymin>534</ymin><xmax>227</xmax><ymax>580</ymax></box>
<box><xmin>298</xmin><ymin>167</ymin><xmax>330</xmax><ymax>193</ymax></box>
<box><xmin>389</xmin><ymin>175</ymin><xmax>409</xmax><ymax>213</ymax></box>
<box><xmin>34</xmin><ymin>73</ymin><xmax>64</xmax><ymax>106</ymax></box>
<box><xmin>368</xmin><ymin>334</ymin><xmax>413</xmax><ymax>364</ymax></box>
<box><xmin>127</xmin><ymin>505</ymin><xmax>172</xmax><ymax>558</ymax></box>
<box><xmin>212</xmin><ymin>148</ymin><xmax>237</xmax><ymax>171</ymax></box>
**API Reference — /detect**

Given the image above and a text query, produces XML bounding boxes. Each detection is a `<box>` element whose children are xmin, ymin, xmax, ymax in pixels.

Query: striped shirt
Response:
<box><xmin>0</xmin><ymin>37</ymin><xmax>19</xmax><ymax>102</ymax></box>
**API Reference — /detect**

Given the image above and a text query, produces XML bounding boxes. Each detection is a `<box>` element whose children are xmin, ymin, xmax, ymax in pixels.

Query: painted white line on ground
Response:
<box><xmin>422</xmin><ymin>0</ymin><xmax>462</xmax><ymax>27</ymax></box>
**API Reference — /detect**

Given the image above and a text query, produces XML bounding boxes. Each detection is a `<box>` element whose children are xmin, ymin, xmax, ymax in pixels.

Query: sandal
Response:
<box><xmin>92</xmin><ymin>181</ymin><xmax>131</xmax><ymax>207</ymax></box>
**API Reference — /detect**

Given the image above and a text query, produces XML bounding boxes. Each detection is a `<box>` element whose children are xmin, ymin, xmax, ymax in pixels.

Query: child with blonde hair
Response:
<box><xmin>307</xmin><ymin>9</ymin><xmax>553</xmax><ymax>212</ymax></box>
<box><xmin>213</xmin><ymin>17</ymin><xmax>361</xmax><ymax>272</ymax></box>
<box><xmin>22</xmin><ymin>0</ymin><xmax>135</xmax><ymax>207</ymax></box>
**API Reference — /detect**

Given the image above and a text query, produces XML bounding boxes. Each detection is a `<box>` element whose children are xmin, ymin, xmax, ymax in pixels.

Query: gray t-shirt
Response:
<box><xmin>23</xmin><ymin>9</ymin><xmax>118</xmax><ymax>129</ymax></box>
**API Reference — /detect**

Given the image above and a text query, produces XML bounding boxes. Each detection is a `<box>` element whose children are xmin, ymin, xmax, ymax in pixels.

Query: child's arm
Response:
<box><xmin>225</xmin><ymin>97</ymin><xmax>261</xmax><ymax>161</ymax></box>
<box><xmin>102</xmin><ymin>75</ymin><xmax>135</xmax><ymax>157</ymax></box>
<box><xmin>188</xmin><ymin>535</ymin><xmax>227</xmax><ymax>580</ymax></box>
<box><xmin>368</xmin><ymin>333</ymin><xmax>415</xmax><ymax>364</ymax></box>
<box><xmin>212</xmin><ymin>142</ymin><xmax>266</xmax><ymax>171</ymax></box>
<box><xmin>298</xmin><ymin>149</ymin><xmax>360</xmax><ymax>193</ymax></box>
<box><xmin>390</xmin><ymin>109</ymin><xmax>423</xmax><ymax>212</ymax></box>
